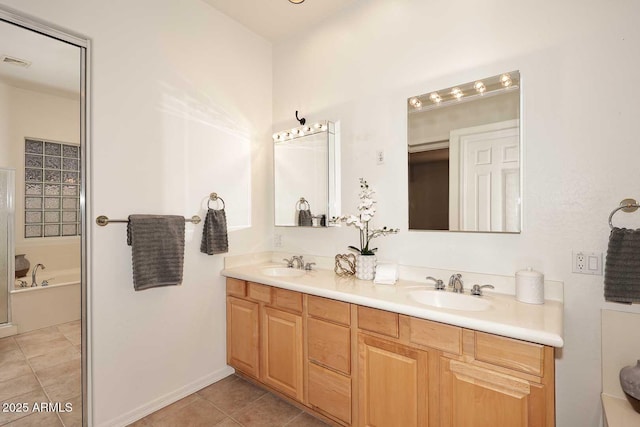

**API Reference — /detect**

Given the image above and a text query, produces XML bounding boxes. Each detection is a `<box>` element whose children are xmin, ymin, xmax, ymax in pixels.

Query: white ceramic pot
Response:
<box><xmin>356</xmin><ymin>254</ymin><xmax>377</xmax><ymax>280</ymax></box>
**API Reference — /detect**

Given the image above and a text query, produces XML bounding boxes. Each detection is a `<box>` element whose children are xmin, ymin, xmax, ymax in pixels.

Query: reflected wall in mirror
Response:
<box><xmin>408</xmin><ymin>71</ymin><xmax>521</xmax><ymax>233</ymax></box>
<box><xmin>274</xmin><ymin>121</ymin><xmax>340</xmax><ymax>227</ymax></box>
<box><xmin>0</xmin><ymin>12</ymin><xmax>85</xmax><ymax>424</ymax></box>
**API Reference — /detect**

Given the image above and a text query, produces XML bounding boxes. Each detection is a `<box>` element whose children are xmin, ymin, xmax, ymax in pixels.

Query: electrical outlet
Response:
<box><xmin>376</xmin><ymin>150</ymin><xmax>385</xmax><ymax>165</ymax></box>
<box><xmin>274</xmin><ymin>234</ymin><xmax>282</xmax><ymax>248</ymax></box>
<box><xmin>572</xmin><ymin>251</ymin><xmax>603</xmax><ymax>275</ymax></box>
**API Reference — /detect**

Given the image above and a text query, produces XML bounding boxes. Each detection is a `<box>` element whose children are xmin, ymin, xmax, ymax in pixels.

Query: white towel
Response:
<box><xmin>373</xmin><ymin>263</ymin><xmax>398</xmax><ymax>285</ymax></box>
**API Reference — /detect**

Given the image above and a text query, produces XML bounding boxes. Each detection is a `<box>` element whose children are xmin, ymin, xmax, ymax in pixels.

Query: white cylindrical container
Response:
<box><xmin>516</xmin><ymin>267</ymin><xmax>545</xmax><ymax>304</ymax></box>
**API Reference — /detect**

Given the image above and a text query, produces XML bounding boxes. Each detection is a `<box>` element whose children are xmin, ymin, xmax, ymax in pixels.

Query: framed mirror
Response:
<box><xmin>408</xmin><ymin>71</ymin><xmax>521</xmax><ymax>233</ymax></box>
<box><xmin>0</xmin><ymin>8</ymin><xmax>89</xmax><ymax>425</ymax></box>
<box><xmin>273</xmin><ymin>121</ymin><xmax>340</xmax><ymax>227</ymax></box>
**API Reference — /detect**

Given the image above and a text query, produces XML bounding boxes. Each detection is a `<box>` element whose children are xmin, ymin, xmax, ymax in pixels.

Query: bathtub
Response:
<box><xmin>10</xmin><ymin>268</ymin><xmax>81</xmax><ymax>334</ymax></box>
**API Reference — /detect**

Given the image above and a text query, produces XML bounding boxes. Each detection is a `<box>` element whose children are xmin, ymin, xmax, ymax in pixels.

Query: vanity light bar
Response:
<box><xmin>273</xmin><ymin>121</ymin><xmax>331</xmax><ymax>142</ymax></box>
<box><xmin>408</xmin><ymin>71</ymin><xmax>520</xmax><ymax>113</ymax></box>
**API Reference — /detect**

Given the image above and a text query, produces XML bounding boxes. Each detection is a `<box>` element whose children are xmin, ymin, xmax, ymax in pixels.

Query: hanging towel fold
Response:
<box><xmin>200</xmin><ymin>208</ymin><xmax>228</xmax><ymax>255</ymax></box>
<box><xmin>127</xmin><ymin>215</ymin><xmax>185</xmax><ymax>291</ymax></box>
<box><xmin>297</xmin><ymin>209</ymin><xmax>313</xmax><ymax>226</ymax></box>
<box><xmin>605</xmin><ymin>227</ymin><xmax>640</xmax><ymax>303</ymax></box>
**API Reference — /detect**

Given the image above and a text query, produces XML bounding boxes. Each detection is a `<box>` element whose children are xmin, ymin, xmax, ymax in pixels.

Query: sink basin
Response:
<box><xmin>261</xmin><ymin>267</ymin><xmax>305</xmax><ymax>278</ymax></box>
<box><xmin>409</xmin><ymin>290</ymin><xmax>492</xmax><ymax>311</ymax></box>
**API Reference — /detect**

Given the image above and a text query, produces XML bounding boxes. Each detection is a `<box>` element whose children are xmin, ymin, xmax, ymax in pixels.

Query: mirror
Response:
<box><xmin>407</xmin><ymin>71</ymin><xmax>521</xmax><ymax>233</ymax></box>
<box><xmin>0</xmin><ymin>11</ymin><xmax>86</xmax><ymax>425</ymax></box>
<box><xmin>274</xmin><ymin>121</ymin><xmax>340</xmax><ymax>227</ymax></box>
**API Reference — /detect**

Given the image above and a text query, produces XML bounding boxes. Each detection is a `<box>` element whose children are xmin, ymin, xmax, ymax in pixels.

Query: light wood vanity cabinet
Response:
<box><xmin>358</xmin><ymin>333</ymin><xmax>429</xmax><ymax>427</ymax></box>
<box><xmin>225</xmin><ymin>278</ymin><xmax>556</xmax><ymax>427</ymax></box>
<box><xmin>438</xmin><ymin>333</ymin><xmax>555</xmax><ymax>427</ymax></box>
<box><xmin>226</xmin><ymin>280</ymin><xmax>304</xmax><ymax>400</ymax></box>
<box><xmin>261</xmin><ymin>306</ymin><xmax>304</xmax><ymax>400</ymax></box>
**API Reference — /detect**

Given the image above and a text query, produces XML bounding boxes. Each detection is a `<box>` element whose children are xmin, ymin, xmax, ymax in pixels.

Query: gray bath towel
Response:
<box><xmin>127</xmin><ymin>215</ymin><xmax>185</xmax><ymax>291</ymax></box>
<box><xmin>200</xmin><ymin>208</ymin><xmax>228</xmax><ymax>255</ymax></box>
<box><xmin>297</xmin><ymin>209</ymin><xmax>313</xmax><ymax>226</ymax></box>
<box><xmin>605</xmin><ymin>227</ymin><xmax>640</xmax><ymax>303</ymax></box>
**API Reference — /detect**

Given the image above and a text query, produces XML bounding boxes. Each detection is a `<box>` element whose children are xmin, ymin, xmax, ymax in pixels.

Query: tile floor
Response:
<box><xmin>129</xmin><ymin>375</ymin><xmax>330</xmax><ymax>427</ymax></box>
<box><xmin>0</xmin><ymin>321</ymin><xmax>82</xmax><ymax>426</ymax></box>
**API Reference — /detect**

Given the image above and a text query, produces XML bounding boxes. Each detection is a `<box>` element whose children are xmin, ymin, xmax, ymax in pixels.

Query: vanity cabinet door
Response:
<box><xmin>358</xmin><ymin>334</ymin><xmax>428</xmax><ymax>427</ymax></box>
<box><xmin>261</xmin><ymin>307</ymin><xmax>304</xmax><ymax>401</ymax></box>
<box><xmin>226</xmin><ymin>296</ymin><xmax>260</xmax><ymax>378</ymax></box>
<box><xmin>440</xmin><ymin>358</ymin><xmax>549</xmax><ymax>427</ymax></box>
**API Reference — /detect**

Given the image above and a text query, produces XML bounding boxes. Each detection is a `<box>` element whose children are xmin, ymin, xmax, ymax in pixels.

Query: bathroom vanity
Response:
<box><xmin>222</xmin><ymin>260</ymin><xmax>562</xmax><ymax>427</ymax></box>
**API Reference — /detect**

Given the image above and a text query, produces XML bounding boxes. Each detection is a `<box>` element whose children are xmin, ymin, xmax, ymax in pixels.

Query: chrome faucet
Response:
<box><xmin>426</xmin><ymin>276</ymin><xmax>445</xmax><ymax>290</ymax></box>
<box><xmin>470</xmin><ymin>284</ymin><xmax>495</xmax><ymax>296</ymax></box>
<box><xmin>448</xmin><ymin>273</ymin><xmax>464</xmax><ymax>293</ymax></box>
<box><xmin>31</xmin><ymin>263</ymin><xmax>46</xmax><ymax>287</ymax></box>
<box><xmin>291</xmin><ymin>256</ymin><xmax>305</xmax><ymax>270</ymax></box>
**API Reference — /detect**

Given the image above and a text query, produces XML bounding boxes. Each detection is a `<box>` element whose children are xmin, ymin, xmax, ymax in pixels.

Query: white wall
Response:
<box><xmin>0</xmin><ymin>81</ymin><xmax>81</xmax><ymax>272</ymax></box>
<box><xmin>0</xmin><ymin>1</ymin><xmax>272</xmax><ymax>425</ymax></box>
<box><xmin>272</xmin><ymin>0</ymin><xmax>640</xmax><ymax>426</ymax></box>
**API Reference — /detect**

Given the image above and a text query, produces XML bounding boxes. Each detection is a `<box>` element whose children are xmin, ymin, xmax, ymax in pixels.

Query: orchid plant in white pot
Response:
<box><xmin>335</xmin><ymin>178</ymin><xmax>399</xmax><ymax>279</ymax></box>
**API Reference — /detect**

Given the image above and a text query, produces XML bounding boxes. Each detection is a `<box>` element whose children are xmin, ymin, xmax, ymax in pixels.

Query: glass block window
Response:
<box><xmin>24</xmin><ymin>139</ymin><xmax>80</xmax><ymax>238</ymax></box>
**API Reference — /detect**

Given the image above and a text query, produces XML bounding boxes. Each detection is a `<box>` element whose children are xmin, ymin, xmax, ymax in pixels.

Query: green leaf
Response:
<box><xmin>347</xmin><ymin>246</ymin><xmax>362</xmax><ymax>254</ymax></box>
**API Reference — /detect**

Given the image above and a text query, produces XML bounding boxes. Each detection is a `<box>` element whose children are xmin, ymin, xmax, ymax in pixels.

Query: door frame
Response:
<box><xmin>0</xmin><ymin>6</ymin><xmax>92</xmax><ymax>426</ymax></box>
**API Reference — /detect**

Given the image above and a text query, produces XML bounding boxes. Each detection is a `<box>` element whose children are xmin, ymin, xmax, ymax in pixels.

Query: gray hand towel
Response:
<box><xmin>605</xmin><ymin>227</ymin><xmax>640</xmax><ymax>303</ymax></box>
<box><xmin>127</xmin><ymin>215</ymin><xmax>185</xmax><ymax>291</ymax></box>
<box><xmin>297</xmin><ymin>209</ymin><xmax>313</xmax><ymax>226</ymax></box>
<box><xmin>200</xmin><ymin>208</ymin><xmax>228</xmax><ymax>255</ymax></box>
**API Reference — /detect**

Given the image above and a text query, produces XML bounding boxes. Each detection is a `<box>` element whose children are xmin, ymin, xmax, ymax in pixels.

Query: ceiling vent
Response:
<box><xmin>0</xmin><ymin>55</ymin><xmax>31</xmax><ymax>68</ymax></box>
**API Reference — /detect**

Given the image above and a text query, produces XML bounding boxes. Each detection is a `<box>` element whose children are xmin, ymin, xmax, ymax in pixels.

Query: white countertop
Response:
<box><xmin>221</xmin><ymin>262</ymin><xmax>564</xmax><ymax>348</ymax></box>
<box><xmin>602</xmin><ymin>394</ymin><xmax>640</xmax><ymax>427</ymax></box>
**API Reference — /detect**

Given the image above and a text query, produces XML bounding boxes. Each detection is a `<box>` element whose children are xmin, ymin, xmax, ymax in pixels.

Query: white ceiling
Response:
<box><xmin>0</xmin><ymin>20</ymin><xmax>80</xmax><ymax>98</ymax></box>
<box><xmin>203</xmin><ymin>0</ymin><xmax>357</xmax><ymax>42</ymax></box>
<box><xmin>0</xmin><ymin>1</ymin><xmax>352</xmax><ymax>98</ymax></box>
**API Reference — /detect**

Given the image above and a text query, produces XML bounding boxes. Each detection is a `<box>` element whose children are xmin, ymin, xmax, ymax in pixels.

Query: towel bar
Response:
<box><xmin>96</xmin><ymin>215</ymin><xmax>201</xmax><ymax>226</ymax></box>
<box><xmin>608</xmin><ymin>198</ymin><xmax>640</xmax><ymax>229</ymax></box>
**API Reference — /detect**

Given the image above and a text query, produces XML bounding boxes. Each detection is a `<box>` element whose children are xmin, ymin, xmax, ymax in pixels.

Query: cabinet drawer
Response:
<box><xmin>307</xmin><ymin>295</ymin><xmax>350</xmax><ymax>326</ymax></box>
<box><xmin>409</xmin><ymin>317</ymin><xmax>462</xmax><ymax>355</ymax></box>
<box><xmin>226</xmin><ymin>278</ymin><xmax>246</xmax><ymax>297</ymax></box>
<box><xmin>273</xmin><ymin>288</ymin><xmax>302</xmax><ymax>313</ymax></box>
<box><xmin>308</xmin><ymin>362</ymin><xmax>352</xmax><ymax>425</ymax></box>
<box><xmin>307</xmin><ymin>318</ymin><xmax>351</xmax><ymax>374</ymax></box>
<box><xmin>247</xmin><ymin>282</ymin><xmax>271</xmax><ymax>303</ymax></box>
<box><xmin>475</xmin><ymin>332</ymin><xmax>544</xmax><ymax>376</ymax></box>
<box><xmin>357</xmin><ymin>306</ymin><xmax>399</xmax><ymax>338</ymax></box>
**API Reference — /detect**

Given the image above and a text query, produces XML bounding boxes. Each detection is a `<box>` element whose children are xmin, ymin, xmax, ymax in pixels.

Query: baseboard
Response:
<box><xmin>0</xmin><ymin>323</ymin><xmax>18</xmax><ymax>338</ymax></box>
<box><xmin>97</xmin><ymin>365</ymin><xmax>235</xmax><ymax>427</ymax></box>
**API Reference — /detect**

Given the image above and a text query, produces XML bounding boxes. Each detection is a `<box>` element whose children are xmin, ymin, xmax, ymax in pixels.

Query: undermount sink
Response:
<box><xmin>409</xmin><ymin>290</ymin><xmax>492</xmax><ymax>311</ymax></box>
<box><xmin>261</xmin><ymin>267</ymin><xmax>306</xmax><ymax>277</ymax></box>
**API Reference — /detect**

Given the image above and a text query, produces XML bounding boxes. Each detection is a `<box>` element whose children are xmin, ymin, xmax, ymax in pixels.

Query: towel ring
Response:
<box><xmin>296</xmin><ymin>197</ymin><xmax>310</xmax><ymax>211</ymax></box>
<box><xmin>608</xmin><ymin>198</ymin><xmax>640</xmax><ymax>229</ymax></box>
<box><xmin>208</xmin><ymin>193</ymin><xmax>225</xmax><ymax>210</ymax></box>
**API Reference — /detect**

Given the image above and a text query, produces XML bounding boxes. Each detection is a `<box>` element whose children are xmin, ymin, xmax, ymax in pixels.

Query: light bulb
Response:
<box><xmin>272</xmin><ymin>133</ymin><xmax>279</xmax><ymax>141</ymax></box>
<box><xmin>314</xmin><ymin>123</ymin><xmax>321</xmax><ymax>129</ymax></box>
<box><xmin>500</xmin><ymin>73</ymin><xmax>512</xmax><ymax>87</ymax></box>
<box><xmin>291</xmin><ymin>129</ymin><xmax>300</xmax><ymax>135</ymax></box>
<box><xmin>474</xmin><ymin>81</ymin><xmax>486</xmax><ymax>93</ymax></box>
<box><xmin>429</xmin><ymin>92</ymin><xmax>442</xmax><ymax>103</ymax></box>
<box><xmin>304</xmin><ymin>126</ymin><xmax>311</xmax><ymax>132</ymax></box>
<box><xmin>321</xmin><ymin>124</ymin><xmax>328</xmax><ymax>131</ymax></box>
<box><xmin>451</xmin><ymin>87</ymin><xmax>463</xmax><ymax>99</ymax></box>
